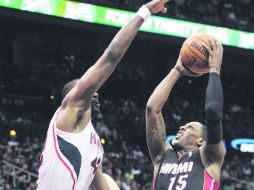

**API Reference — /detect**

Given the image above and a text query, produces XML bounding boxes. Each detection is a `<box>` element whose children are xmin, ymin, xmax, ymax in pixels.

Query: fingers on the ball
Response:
<box><xmin>207</xmin><ymin>39</ymin><xmax>213</xmax><ymax>51</ymax></box>
<box><xmin>210</xmin><ymin>38</ymin><xmax>217</xmax><ymax>50</ymax></box>
<box><xmin>202</xmin><ymin>43</ymin><xmax>212</xmax><ymax>54</ymax></box>
<box><xmin>214</xmin><ymin>40</ymin><xmax>218</xmax><ymax>50</ymax></box>
<box><xmin>219</xmin><ymin>41</ymin><xmax>223</xmax><ymax>52</ymax></box>
<box><xmin>178</xmin><ymin>56</ymin><xmax>183</xmax><ymax>64</ymax></box>
<box><xmin>214</xmin><ymin>39</ymin><xmax>222</xmax><ymax>53</ymax></box>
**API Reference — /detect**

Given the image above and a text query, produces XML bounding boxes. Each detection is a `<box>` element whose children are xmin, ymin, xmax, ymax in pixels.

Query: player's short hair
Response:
<box><xmin>62</xmin><ymin>79</ymin><xmax>79</xmax><ymax>100</ymax></box>
<box><xmin>199</xmin><ymin>122</ymin><xmax>207</xmax><ymax>141</ymax></box>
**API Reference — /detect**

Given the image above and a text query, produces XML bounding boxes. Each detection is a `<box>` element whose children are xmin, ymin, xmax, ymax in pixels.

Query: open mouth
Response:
<box><xmin>176</xmin><ymin>131</ymin><xmax>184</xmax><ymax>138</ymax></box>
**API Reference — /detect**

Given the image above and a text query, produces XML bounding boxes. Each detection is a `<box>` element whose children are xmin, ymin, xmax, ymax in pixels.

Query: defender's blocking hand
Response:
<box><xmin>145</xmin><ymin>0</ymin><xmax>170</xmax><ymax>14</ymax></box>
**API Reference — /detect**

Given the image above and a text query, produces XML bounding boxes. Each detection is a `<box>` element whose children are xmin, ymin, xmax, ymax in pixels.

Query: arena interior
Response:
<box><xmin>0</xmin><ymin>0</ymin><xmax>254</xmax><ymax>189</ymax></box>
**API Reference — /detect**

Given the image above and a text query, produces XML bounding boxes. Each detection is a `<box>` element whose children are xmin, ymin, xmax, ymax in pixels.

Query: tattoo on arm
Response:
<box><xmin>146</xmin><ymin>111</ymin><xmax>168</xmax><ymax>163</ymax></box>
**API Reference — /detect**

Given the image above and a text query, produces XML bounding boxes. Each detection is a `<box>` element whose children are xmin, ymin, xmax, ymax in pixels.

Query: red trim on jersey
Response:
<box><xmin>203</xmin><ymin>170</ymin><xmax>219</xmax><ymax>190</ymax></box>
<box><xmin>152</xmin><ymin>174</ymin><xmax>157</xmax><ymax>190</ymax></box>
<box><xmin>53</xmin><ymin>122</ymin><xmax>76</xmax><ymax>190</ymax></box>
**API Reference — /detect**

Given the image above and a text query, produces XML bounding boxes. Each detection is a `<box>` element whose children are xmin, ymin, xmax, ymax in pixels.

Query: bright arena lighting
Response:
<box><xmin>100</xmin><ymin>138</ymin><xmax>105</xmax><ymax>144</ymax></box>
<box><xmin>10</xmin><ymin>130</ymin><xmax>17</xmax><ymax>137</ymax></box>
<box><xmin>231</xmin><ymin>138</ymin><xmax>254</xmax><ymax>153</ymax></box>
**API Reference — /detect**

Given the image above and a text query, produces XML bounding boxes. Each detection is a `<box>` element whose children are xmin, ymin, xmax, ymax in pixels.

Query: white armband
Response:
<box><xmin>136</xmin><ymin>5</ymin><xmax>151</xmax><ymax>21</ymax></box>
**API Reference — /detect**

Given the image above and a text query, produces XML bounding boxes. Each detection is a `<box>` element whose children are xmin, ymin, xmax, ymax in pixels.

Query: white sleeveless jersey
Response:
<box><xmin>37</xmin><ymin>109</ymin><xmax>104</xmax><ymax>190</ymax></box>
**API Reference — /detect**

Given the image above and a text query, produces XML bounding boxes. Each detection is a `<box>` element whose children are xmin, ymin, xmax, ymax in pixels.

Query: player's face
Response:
<box><xmin>172</xmin><ymin>122</ymin><xmax>203</xmax><ymax>149</ymax></box>
<box><xmin>91</xmin><ymin>93</ymin><xmax>100</xmax><ymax>117</ymax></box>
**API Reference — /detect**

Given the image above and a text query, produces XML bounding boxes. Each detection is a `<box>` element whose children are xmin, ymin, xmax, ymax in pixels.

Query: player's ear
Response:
<box><xmin>197</xmin><ymin>137</ymin><xmax>205</xmax><ymax>147</ymax></box>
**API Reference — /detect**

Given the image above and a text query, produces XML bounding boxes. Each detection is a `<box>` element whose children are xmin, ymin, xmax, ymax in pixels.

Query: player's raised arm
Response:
<box><xmin>146</xmin><ymin>57</ymin><xmax>201</xmax><ymax>164</ymax></box>
<box><xmin>146</xmin><ymin>59</ymin><xmax>182</xmax><ymax>164</ymax></box>
<box><xmin>200</xmin><ymin>39</ymin><xmax>225</xmax><ymax>180</ymax></box>
<box><xmin>56</xmin><ymin>0</ymin><xmax>170</xmax><ymax>132</ymax></box>
<box><xmin>62</xmin><ymin>0</ymin><xmax>169</xmax><ymax>110</ymax></box>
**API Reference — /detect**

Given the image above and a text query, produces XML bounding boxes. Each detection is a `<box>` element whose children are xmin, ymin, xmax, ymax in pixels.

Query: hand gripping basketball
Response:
<box><xmin>174</xmin><ymin>56</ymin><xmax>203</xmax><ymax>77</ymax></box>
<box><xmin>202</xmin><ymin>38</ymin><xmax>223</xmax><ymax>75</ymax></box>
<box><xmin>180</xmin><ymin>33</ymin><xmax>219</xmax><ymax>74</ymax></box>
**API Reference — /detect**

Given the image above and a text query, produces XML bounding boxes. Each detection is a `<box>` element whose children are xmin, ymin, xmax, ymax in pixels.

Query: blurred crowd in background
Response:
<box><xmin>0</xmin><ymin>49</ymin><xmax>254</xmax><ymax>189</ymax></box>
<box><xmin>79</xmin><ymin>0</ymin><xmax>254</xmax><ymax>32</ymax></box>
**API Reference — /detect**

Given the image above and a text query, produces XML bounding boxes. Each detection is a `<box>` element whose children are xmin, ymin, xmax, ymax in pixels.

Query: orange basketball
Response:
<box><xmin>180</xmin><ymin>33</ymin><xmax>215</xmax><ymax>74</ymax></box>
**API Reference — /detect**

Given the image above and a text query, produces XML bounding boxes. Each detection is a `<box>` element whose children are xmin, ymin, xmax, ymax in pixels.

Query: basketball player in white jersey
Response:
<box><xmin>37</xmin><ymin>0</ymin><xmax>170</xmax><ymax>189</ymax></box>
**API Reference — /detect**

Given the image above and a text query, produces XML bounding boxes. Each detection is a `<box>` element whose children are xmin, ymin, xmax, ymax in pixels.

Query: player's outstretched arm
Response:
<box><xmin>57</xmin><ymin>0</ymin><xmax>170</xmax><ymax>132</ymax></box>
<box><xmin>62</xmin><ymin>0</ymin><xmax>169</xmax><ymax>110</ymax></box>
<box><xmin>57</xmin><ymin>0</ymin><xmax>169</xmax><ymax>132</ymax></box>
<box><xmin>200</xmin><ymin>39</ymin><xmax>225</xmax><ymax>180</ymax></box>
<box><xmin>146</xmin><ymin>59</ymin><xmax>184</xmax><ymax>164</ymax></box>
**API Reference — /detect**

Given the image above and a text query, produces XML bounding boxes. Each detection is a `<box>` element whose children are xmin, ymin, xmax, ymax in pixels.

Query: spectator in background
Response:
<box><xmin>78</xmin><ymin>0</ymin><xmax>254</xmax><ymax>32</ymax></box>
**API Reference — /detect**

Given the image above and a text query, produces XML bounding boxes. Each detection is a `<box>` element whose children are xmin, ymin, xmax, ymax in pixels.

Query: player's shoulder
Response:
<box><xmin>165</xmin><ymin>142</ymin><xmax>174</xmax><ymax>152</ymax></box>
<box><xmin>163</xmin><ymin>144</ymin><xmax>175</xmax><ymax>156</ymax></box>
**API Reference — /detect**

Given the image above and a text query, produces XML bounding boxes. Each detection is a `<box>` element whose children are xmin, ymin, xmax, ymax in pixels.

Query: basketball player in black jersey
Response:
<box><xmin>146</xmin><ymin>39</ymin><xmax>225</xmax><ymax>190</ymax></box>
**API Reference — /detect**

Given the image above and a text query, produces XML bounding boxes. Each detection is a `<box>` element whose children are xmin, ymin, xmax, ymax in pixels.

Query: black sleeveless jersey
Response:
<box><xmin>153</xmin><ymin>148</ymin><xmax>219</xmax><ymax>190</ymax></box>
